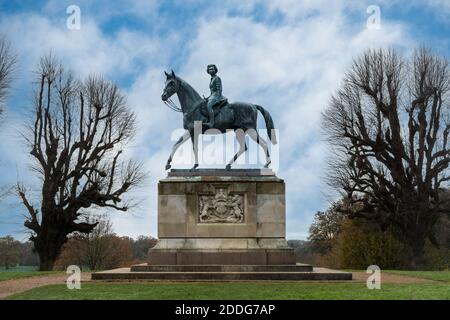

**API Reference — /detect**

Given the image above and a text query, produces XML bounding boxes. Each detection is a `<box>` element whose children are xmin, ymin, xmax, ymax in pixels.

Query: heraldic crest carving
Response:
<box><xmin>199</xmin><ymin>187</ymin><xmax>244</xmax><ymax>223</ymax></box>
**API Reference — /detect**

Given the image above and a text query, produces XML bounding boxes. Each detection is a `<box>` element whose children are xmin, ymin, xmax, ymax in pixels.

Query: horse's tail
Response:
<box><xmin>256</xmin><ymin>105</ymin><xmax>278</xmax><ymax>145</ymax></box>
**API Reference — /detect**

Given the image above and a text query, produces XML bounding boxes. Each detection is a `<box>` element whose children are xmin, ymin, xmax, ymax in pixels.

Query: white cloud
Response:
<box><xmin>0</xmin><ymin>13</ymin><xmax>165</xmax><ymax>81</ymax></box>
<box><xmin>169</xmin><ymin>5</ymin><xmax>412</xmax><ymax>238</ymax></box>
<box><xmin>42</xmin><ymin>0</ymin><xmax>161</xmax><ymax>24</ymax></box>
<box><xmin>0</xmin><ymin>11</ymin><xmax>169</xmax><ymax>239</ymax></box>
<box><xmin>0</xmin><ymin>0</ymin><xmax>418</xmax><ymax>240</ymax></box>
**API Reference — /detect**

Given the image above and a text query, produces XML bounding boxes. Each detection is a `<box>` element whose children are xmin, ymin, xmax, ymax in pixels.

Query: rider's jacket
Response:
<box><xmin>208</xmin><ymin>75</ymin><xmax>227</xmax><ymax>107</ymax></box>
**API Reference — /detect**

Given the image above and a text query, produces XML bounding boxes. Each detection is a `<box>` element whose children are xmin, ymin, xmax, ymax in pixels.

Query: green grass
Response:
<box><xmin>0</xmin><ymin>266</ymin><xmax>38</xmax><ymax>272</ymax></box>
<box><xmin>5</xmin><ymin>282</ymin><xmax>450</xmax><ymax>300</ymax></box>
<box><xmin>0</xmin><ymin>272</ymin><xmax>61</xmax><ymax>281</ymax></box>
<box><xmin>0</xmin><ymin>266</ymin><xmax>60</xmax><ymax>281</ymax></box>
<box><xmin>384</xmin><ymin>270</ymin><xmax>450</xmax><ymax>282</ymax></box>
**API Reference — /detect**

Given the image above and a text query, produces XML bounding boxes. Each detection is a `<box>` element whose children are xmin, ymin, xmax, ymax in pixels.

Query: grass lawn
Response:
<box><xmin>384</xmin><ymin>270</ymin><xmax>450</xmax><ymax>282</ymax></box>
<box><xmin>0</xmin><ymin>266</ymin><xmax>38</xmax><ymax>272</ymax></box>
<box><xmin>0</xmin><ymin>272</ymin><xmax>62</xmax><ymax>282</ymax></box>
<box><xmin>5</xmin><ymin>282</ymin><xmax>450</xmax><ymax>300</ymax></box>
<box><xmin>0</xmin><ymin>266</ymin><xmax>60</xmax><ymax>282</ymax></box>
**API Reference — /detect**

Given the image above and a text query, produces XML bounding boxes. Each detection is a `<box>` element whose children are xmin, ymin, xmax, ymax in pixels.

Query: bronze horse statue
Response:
<box><xmin>161</xmin><ymin>70</ymin><xmax>277</xmax><ymax>170</ymax></box>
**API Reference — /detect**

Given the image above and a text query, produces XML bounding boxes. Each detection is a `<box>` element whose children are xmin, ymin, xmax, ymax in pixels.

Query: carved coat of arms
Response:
<box><xmin>199</xmin><ymin>188</ymin><xmax>244</xmax><ymax>223</ymax></box>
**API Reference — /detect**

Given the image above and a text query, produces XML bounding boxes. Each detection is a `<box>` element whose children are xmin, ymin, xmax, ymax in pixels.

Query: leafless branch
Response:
<box><xmin>322</xmin><ymin>48</ymin><xmax>450</xmax><ymax>265</ymax></box>
<box><xmin>18</xmin><ymin>54</ymin><xmax>145</xmax><ymax>270</ymax></box>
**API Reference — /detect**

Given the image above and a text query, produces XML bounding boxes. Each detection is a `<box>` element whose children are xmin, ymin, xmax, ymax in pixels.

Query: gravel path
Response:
<box><xmin>351</xmin><ymin>272</ymin><xmax>435</xmax><ymax>284</ymax></box>
<box><xmin>0</xmin><ymin>273</ymin><xmax>91</xmax><ymax>299</ymax></box>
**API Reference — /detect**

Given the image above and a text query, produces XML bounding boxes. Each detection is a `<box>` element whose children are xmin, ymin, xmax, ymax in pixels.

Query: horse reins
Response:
<box><xmin>164</xmin><ymin>98</ymin><xmax>183</xmax><ymax>112</ymax></box>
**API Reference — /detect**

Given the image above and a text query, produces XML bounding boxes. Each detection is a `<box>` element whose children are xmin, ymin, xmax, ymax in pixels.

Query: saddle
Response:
<box><xmin>196</xmin><ymin>98</ymin><xmax>234</xmax><ymax>127</ymax></box>
<box><xmin>200</xmin><ymin>99</ymin><xmax>229</xmax><ymax>117</ymax></box>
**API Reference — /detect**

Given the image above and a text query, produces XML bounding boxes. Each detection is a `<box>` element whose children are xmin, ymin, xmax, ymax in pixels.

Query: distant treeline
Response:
<box><xmin>0</xmin><ymin>237</ymin><xmax>39</xmax><ymax>268</ymax></box>
<box><xmin>288</xmin><ymin>207</ymin><xmax>450</xmax><ymax>271</ymax></box>
<box><xmin>0</xmin><ymin>233</ymin><xmax>157</xmax><ymax>271</ymax></box>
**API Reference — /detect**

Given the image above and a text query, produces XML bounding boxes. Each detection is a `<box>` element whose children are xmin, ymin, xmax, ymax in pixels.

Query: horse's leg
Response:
<box><xmin>191</xmin><ymin>131</ymin><xmax>200</xmax><ymax>170</ymax></box>
<box><xmin>165</xmin><ymin>131</ymin><xmax>191</xmax><ymax>170</ymax></box>
<box><xmin>247</xmin><ymin>129</ymin><xmax>271</xmax><ymax>168</ymax></box>
<box><xmin>226</xmin><ymin>129</ymin><xmax>247</xmax><ymax>170</ymax></box>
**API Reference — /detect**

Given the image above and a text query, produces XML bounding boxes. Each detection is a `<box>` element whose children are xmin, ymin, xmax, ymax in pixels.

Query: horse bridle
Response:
<box><xmin>163</xmin><ymin>79</ymin><xmax>183</xmax><ymax>112</ymax></box>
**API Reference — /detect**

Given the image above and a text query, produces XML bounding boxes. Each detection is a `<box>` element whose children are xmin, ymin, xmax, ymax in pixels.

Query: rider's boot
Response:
<box><xmin>205</xmin><ymin>107</ymin><xmax>215</xmax><ymax>128</ymax></box>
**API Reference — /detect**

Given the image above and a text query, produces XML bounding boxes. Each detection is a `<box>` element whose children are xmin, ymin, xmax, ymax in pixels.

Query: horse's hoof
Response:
<box><xmin>226</xmin><ymin>164</ymin><xmax>232</xmax><ymax>170</ymax></box>
<box><xmin>264</xmin><ymin>161</ymin><xmax>271</xmax><ymax>169</ymax></box>
<box><xmin>165</xmin><ymin>164</ymin><xmax>171</xmax><ymax>171</ymax></box>
<box><xmin>191</xmin><ymin>164</ymin><xmax>199</xmax><ymax>170</ymax></box>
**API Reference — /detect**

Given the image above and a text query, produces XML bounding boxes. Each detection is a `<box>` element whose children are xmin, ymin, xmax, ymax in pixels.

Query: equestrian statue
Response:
<box><xmin>161</xmin><ymin>65</ymin><xmax>277</xmax><ymax>170</ymax></box>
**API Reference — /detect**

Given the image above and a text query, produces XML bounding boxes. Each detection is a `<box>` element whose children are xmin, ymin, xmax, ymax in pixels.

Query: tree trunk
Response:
<box><xmin>408</xmin><ymin>237</ymin><xmax>425</xmax><ymax>270</ymax></box>
<box><xmin>38</xmin><ymin>253</ymin><xmax>57</xmax><ymax>271</ymax></box>
<box><xmin>34</xmin><ymin>229</ymin><xmax>68</xmax><ymax>271</ymax></box>
<box><xmin>398</xmin><ymin>200</ymin><xmax>428</xmax><ymax>270</ymax></box>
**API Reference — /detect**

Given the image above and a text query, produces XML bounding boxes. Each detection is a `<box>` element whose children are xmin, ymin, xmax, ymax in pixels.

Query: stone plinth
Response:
<box><xmin>92</xmin><ymin>169</ymin><xmax>353</xmax><ymax>281</ymax></box>
<box><xmin>148</xmin><ymin>169</ymin><xmax>296</xmax><ymax>265</ymax></box>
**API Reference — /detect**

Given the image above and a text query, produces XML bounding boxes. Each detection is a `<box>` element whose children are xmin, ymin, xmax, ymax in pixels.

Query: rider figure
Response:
<box><xmin>205</xmin><ymin>64</ymin><xmax>227</xmax><ymax>128</ymax></box>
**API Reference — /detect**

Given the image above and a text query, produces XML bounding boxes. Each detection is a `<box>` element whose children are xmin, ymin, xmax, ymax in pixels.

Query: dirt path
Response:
<box><xmin>0</xmin><ymin>273</ymin><xmax>91</xmax><ymax>299</ymax></box>
<box><xmin>351</xmin><ymin>272</ymin><xmax>435</xmax><ymax>284</ymax></box>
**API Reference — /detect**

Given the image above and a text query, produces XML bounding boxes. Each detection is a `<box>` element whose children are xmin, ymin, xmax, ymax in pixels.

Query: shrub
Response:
<box><xmin>334</xmin><ymin>220</ymin><xmax>410</xmax><ymax>269</ymax></box>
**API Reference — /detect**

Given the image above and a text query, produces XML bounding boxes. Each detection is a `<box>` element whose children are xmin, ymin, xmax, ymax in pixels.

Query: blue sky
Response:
<box><xmin>0</xmin><ymin>0</ymin><xmax>449</xmax><ymax>240</ymax></box>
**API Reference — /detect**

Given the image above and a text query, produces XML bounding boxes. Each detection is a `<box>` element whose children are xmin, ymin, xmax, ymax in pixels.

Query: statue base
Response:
<box><xmin>92</xmin><ymin>169</ymin><xmax>352</xmax><ymax>281</ymax></box>
<box><xmin>148</xmin><ymin>169</ymin><xmax>295</xmax><ymax>265</ymax></box>
<box><xmin>148</xmin><ymin>240</ymin><xmax>295</xmax><ymax>265</ymax></box>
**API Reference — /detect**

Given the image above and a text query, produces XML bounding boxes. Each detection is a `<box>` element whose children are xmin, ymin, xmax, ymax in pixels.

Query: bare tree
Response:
<box><xmin>17</xmin><ymin>55</ymin><xmax>144</xmax><ymax>271</ymax></box>
<box><xmin>323</xmin><ymin>48</ymin><xmax>450</xmax><ymax>268</ymax></box>
<box><xmin>0</xmin><ymin>37</ymin><xmax>16</xmax><ymax>203</ymax></box>
<box><xmin>130</xmin><ymin>235</ymin><xmax>157</xmax><ymax>261</ymax></box>
<box><xmin>308</xmin><ymin>202</ymin><xmax>347</xmax><ymax>254</ymax></box>
<box><xmin>81</xmin><ymin>215</ymin><xmax>116</xmax><ymax>270</ymax></box>
<box><xmin>56</xmin><ymin>215</ymin><xmax>133</xmax><ymax>270</ymax></box>
<box><xmin>0</xmin><ymin>36</ymin><xmax>16</xmax><ymax>120</ymax></box>
<box><xmin>0</xmin><ymin>236</ymin><xmax>21</xmax><ymax>269</ymax></box>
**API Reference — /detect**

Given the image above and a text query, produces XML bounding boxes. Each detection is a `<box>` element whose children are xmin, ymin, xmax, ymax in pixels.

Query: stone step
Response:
<box><xmin>92</xmin><ymin>267</ymin><xmax>352</xmax><ymax>281</ymax></box>
<box><xmin>131</xmin><ymin>263</ymin><xmax>313</xmax><ymax>273</ymax></box>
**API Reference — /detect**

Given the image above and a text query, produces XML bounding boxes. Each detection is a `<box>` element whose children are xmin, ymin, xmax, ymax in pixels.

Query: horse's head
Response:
<box><xmin>161</xmin><ymin>70</ymin><xmax>179</xmax><ymax>101</ymax></box>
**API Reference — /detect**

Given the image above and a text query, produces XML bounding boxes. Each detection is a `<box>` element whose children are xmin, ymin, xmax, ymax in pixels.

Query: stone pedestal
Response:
<box><xmin>92</xmin><ymin>169</ymin><xmax>352</xmax><ymax>281</ymax></box>
<box><xmin>148</xmin><ymin>169</ymin><xmax>296</xmax><ymax>265</ymax></box>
